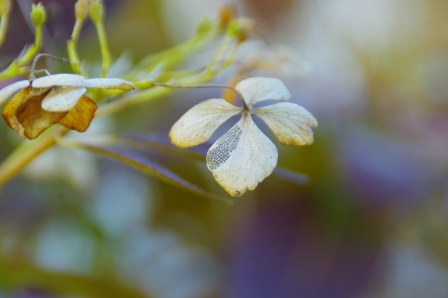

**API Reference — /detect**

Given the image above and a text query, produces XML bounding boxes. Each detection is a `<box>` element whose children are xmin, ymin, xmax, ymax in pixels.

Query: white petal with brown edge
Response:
<box><xmin>235</xmin><ymin>77</ymin><xmax>291</xmax><ymax>106</ymax></box>
<box><xmin>254</xmin><ymin>102</ymin><xmax>318</xmax><ymax>146</ymax></box>
<box><xmin>169</xmin><ymin>98</ymin><xmax>241</xmax><ymax>148</ymax></box>
<box><xmin>82</xmin><ymin>78</ymin><xmax>134</xmax><ymax>90</ymax></box>
<box><xmin>0</xmin><ymin>80</ymin><xmax>29</xmax><ymax>106</ymax></box>
<box><xmin>32</xmin><ymin>73</ymin><xmax>85</xmax><ymax>88</ymax></box>
<box><xmin>41</xmin><ymin>87</ymin><xmax>87</xmax><ymax>112</ymax></box>
<box><xmin>206</xmin><ymin>113</ymin><xmax>278</xmax><ymax>197</ymax></box>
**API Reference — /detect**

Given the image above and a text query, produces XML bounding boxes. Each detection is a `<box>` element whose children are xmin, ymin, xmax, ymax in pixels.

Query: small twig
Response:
<box><xmin>29</xmin><ymin>53</ymin><xmax>72</xmax><ymax>80</ymax></box>
<box><xmin>152</xmin><ymin>81</ymin><xmax>249</xmax><ymax>110</ymax></box>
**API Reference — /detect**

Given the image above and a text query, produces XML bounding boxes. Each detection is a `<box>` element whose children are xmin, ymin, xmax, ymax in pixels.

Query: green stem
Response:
<box><xmin>0</xmin><ymin>126</ymin><xmax>69</xmax><ymax>186</ymax></box>
<box><xmin>97</xmin><ymin>72</ymin><xmax>216</xmax><ymax>117</ymax></box>
<box><xmin>152</xmin><ymin>81</ymin><xmax>248</xmax><ymax>110</ymax></box>
<box><xmin>205</xmin><ymin>32</ymin><xmax>234</xmax><ymax>74</ymax></box>
<box><xmin>0</xmin><ymin>12</ymin><xmax>9</xmax><ymax>49</ymax></box>
<box><xmin>0</xmin><ymin>23</ymin><xmax>43</xmax><ymax>80</ymax></box>
<box><xmin>94</xmin><ymin>21</ymin><xmax>110</xmax><ymax>78</ymax></box>
<box><xmin>67</xmin><ymin>19</ymin><xmax>85</xmax><ymax>75</ymax></box>
<box><xmin>17</xmin><ymin>25</ymin><xmax>43</xmax><ymax>67</ymax></box>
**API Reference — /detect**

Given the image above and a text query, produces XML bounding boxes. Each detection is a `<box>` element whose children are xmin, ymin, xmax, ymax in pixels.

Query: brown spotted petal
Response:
<box><xmin>2</xmin><ymin>87</ymin><xmax>66</xmax><ymax>139</ymax></box>
<box><xmin>58</xmin><ymin>95</ymin><xmax>97</xmax><ymax>132</ymax></box>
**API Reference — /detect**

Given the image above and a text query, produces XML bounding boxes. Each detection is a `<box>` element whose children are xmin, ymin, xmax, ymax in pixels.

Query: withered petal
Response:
<box><xmin>58</xmin><ymin>95</ymin><xmax>97</xmax><ymax>132</ymax></box>
<box><xmin>2</xmin><ymin>87</ymin><xmax>31</xmax><ymax>134</ymax></box>
<box><xmin>2</xmin><ymin>87</ymin><xmax>66</xmax><ymax>140</ymax></box>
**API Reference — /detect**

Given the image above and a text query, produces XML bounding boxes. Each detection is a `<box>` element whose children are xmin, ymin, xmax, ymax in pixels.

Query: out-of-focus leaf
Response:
<box><xmin>58</xmin><ymin>139</ymin><xmax>232</xmax><ymax>203</ymax></box>
<box><xmin>112</xmin><ymin>135</ymin><xmax>310</xmax><ymax>185</ymax></box>
<box><xmin>272</xmin><ymin>167</ymin><xmax>309</xmax><ymax>184</ymax></box>
<box><xmin>114</xmin><ymin>134</ymin><xmax>207</xmax><ymax>160</ymax></box>
<box><xmin>0</xmin><ymin>259</ymin><xmax>148</xmax><ymax>298</ymax></box>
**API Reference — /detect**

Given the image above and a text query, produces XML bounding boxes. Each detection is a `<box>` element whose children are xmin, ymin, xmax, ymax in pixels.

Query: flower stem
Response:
<box><xmin>0</xmin><ymin>0</ymin><xmax>11</xmax><ymax>49</ymax></box>
<box><xmin>0</xmin><ymin>127</ymin><xmax>69</xmax><ymax>186</ymax></box>
<box><xmin>95</xmin><ymin>21</ymin><xmax>110</xmax><ymax>78</ymax></box>
<box><xmin>67</xmin><ymin>19</ymin><xmax>85</xmax><ymax>75</ymax></box>
<box><xmin>0</xmin><ymin>20</ymin><xmax>43</xmax><ymax>80</ymax></box>
<box><xmin>151</xmin><ymin>81</ymin><xmax>249</xmax><ymax>110</ymax></box>
<box><xmin>90</xmin><ymin>0</ymin><xmax>110</xmax><ymax>78</ymax></box>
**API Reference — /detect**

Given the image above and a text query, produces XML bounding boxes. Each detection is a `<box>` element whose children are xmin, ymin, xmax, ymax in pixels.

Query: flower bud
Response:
<box><xmin>219</xmin><ymin>4</ymin><xmax>238</xmax><ymax>28</ymax></box>
<box><xmin>30</xmin><ymin>3</ymin><xmax>46</xmax><ymax>27</ymax></box>
<box><xmin>233</xmin><ymin>18</ymin><xmax>256</xmax><ymax>42</ymax></box>
<box><xmin>196</xmin><ymin>17</ymin><xmax>213</xmax><ymax>35</ymax></box>
<box><xmin>89</xmin><ymin>0</ymin><xmax>104</xmax><ymax>24</ymax></box>
<box><xmin>75</xmin><ymin>0</ymin><xmax>89</xmax><ymax>21</ymax></box>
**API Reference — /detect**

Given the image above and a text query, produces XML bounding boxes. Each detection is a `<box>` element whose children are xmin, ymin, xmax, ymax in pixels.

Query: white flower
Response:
<box><xmin>0</xmin><ymin>73</ymin><xmax>134</xmax><ymax>139</ymax></box>
<box><xmin>169</xmin><ymin>77</ymin><xmax>318</xmax><ymax>197</ymax></box>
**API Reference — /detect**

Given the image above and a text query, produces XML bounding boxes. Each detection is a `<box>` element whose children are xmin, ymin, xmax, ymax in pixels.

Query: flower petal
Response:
<box><xmin>206</xmin><ymin>113</ymin><xmax>278</xmax><ymax>197</ymax></box>
<box><xmin>31</xmin><ymin>74</ymin><xmax>85</xmax><ymax>88</ymax></box>
<box><xmin>169</xmin><ymin>98</ymin><xmax>241</xmax><ymax>148</ymax></box>
<box><xmin>235</xmin><ymin>77</ymin><xmax>291</xmax><ymax>106</ymax></box>
<box><xmin>0</xmin><ymin>80</ymin><xmax>30</xmax><ymax>106</ymax></box>
<box><xmin>2</xmin><ymin>87</ymin><xmax>66</xmax><ymax>139</ymax></box>
<box><xmin>2</xmin><ymin>87</ymin><xmax>36</xmax><ymax>136</ymax></box>
<box><xmin>254</xmin><ymin>102</ymin><xmax>318</xmax><ymax>146</ymax></box>
<box><xmin>41</xmin><ymin>87</ymin><xmax>87</xmax><ymax>112</ymax></box>
<box><xmin>58</xmin><ymin>95</ymin><xmax>97</xmax><ymax>132</ymax></box>
<box><xmin>82</xmin><ymin>78</ymin><xmax>135</xmax><ymax>90</ymax></box>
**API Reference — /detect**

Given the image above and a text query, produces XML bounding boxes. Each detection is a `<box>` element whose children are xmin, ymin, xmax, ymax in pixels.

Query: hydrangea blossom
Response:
<box><xmin>0</xmin><ymin>74</ymin><xmax>134</xmax><ymax>139</ymax></box>
<box><xmin>169</xmin><ymin>77</ymin><xmax>318</xmax><ymax>197</ymax></box>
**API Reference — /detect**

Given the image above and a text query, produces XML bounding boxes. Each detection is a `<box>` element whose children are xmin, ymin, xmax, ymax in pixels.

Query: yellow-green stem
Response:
<box><xmin>0</xmin><ymin>127</ymin><xmax>69</xmax><ymax>186</ymax></box>
<box><xmin>0</xmin><ymin>12</ymin><xmax>9</xmax><ymax>48</ymax></box>
<box><xmin>94</xmin><ymin>22</ymin><xmax>110</xmax><ymax>77</ymax></box>
<box><xmin>67</xmin><ymin>19</ymin><xmax>85</xmax><ymax>74</ymax></box>
<box><xmin>17</xmin><ymin>25</ymin><xmax>43</xmax><ymax>67</ymax></box>
<box><xmin>97</xmin><ymin>73</ymin><xmax>215</xmax><ymax>117</ymax></box>
<box><xmin>0</xmin><ymin>23</ymin><xmax>43</xmax><ymax>79</ymax></box>
<box><xmin>205</xmin><ymin>33</ymin><xmax>234</xmax><ymax>74</ymax></box>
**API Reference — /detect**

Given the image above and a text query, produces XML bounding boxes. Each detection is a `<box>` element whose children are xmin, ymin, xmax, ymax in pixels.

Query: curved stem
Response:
<box><xmin>94</xmin><ymin>20</ymin><xmax>110</xmax><ymax>77</ymax></box>
<box><xmin>152</xmin><ymin>81</ymin><xmax>249</xmax><ymax>110</ymax></box>
<box><xmin>67</xmin><ymin>18</ymin><xmax>85</xmax><ymax>75</ymax></box>
<box><xmin>29</xmin><ymin>53</ymin><xmax>71</xmax><ymax>80</ymax></box>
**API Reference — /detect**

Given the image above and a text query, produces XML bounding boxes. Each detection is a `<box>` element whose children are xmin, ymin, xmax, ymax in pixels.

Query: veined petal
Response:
<box><xmin>206</xmin><ymin>113</ymin><xmax>278</xmax><ymax>197</ymax></box>
<box><xmin>235</xmin><ymin>77</ymin><xmax>291</xmax><ymax>106</ymax></box>
<box><xmin>169</xmin><ymin>98</ymin><xmax>241</xmax><ymax>148</ymax></box>
<box><xmin>254</xmin><ymin>102</ymin><xmax>318</xmax><ymax>146</ymax></box>
<box><xmin>82</xmin><ymin>78</ymin><xmax>135</xmax><ymax>90</ymax></box>
<box><xmin>41</xmin><ymin>87</ymin><xmax>87</xmax><ymax>112</ymax></box>
<box><xmin>0</xmin><ymin>80</ymin><xmax>29</xmax><ymax>106</ymax></box>
<box><xmin>31</xmin><ymin>74</ymin><xmax>85</xmax><ymax>88</ymax></box>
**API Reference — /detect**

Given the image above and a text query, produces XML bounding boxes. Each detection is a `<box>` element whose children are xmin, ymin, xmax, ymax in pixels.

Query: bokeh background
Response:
<box><xmin>0</xmin><ymin>0</ymin><xmax>447</xmax><ymax>297</ymax></box>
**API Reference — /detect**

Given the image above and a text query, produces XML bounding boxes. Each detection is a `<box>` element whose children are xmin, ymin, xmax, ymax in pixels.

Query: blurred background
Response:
<box><xmin>0</xmin><ymin>0</ymin><xmax>447</xmax><ymax>297</ymax></box>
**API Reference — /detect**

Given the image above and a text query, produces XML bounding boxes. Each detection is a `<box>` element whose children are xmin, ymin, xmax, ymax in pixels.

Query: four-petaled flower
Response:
<box><xmin>169</xmin><ymin>77</ymin><xmax>318</xmax><ymax>197</ymax></box>
<box><xmin>0</xmin><ymin>74</ymin><xmax>134</xmax><ymax>139</ymax></box>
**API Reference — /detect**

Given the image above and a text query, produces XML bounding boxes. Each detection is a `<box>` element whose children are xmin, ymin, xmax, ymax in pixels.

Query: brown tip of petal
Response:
<box><xmin>58</xmin><ymin>95</ymin><xmax>97</xmax><ymax>132</ymax></box>
<box><xmin>111</xmin><ymin>83</ymin><xmax>134</xmax><ymax>90</ymax></box>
